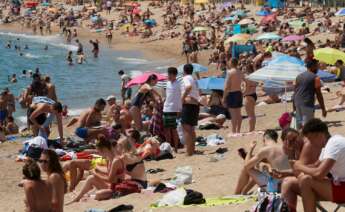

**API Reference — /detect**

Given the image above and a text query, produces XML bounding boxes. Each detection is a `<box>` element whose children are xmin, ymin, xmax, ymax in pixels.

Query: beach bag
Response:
<box><xmin>252</xmin><ymin>193</ymin><xmax>289</xmax><ymax>212</ymax></box>
<box><xmin>183</xmin><ymin>189</ymin><xmax>206</xmax><ymax>205</ymax></box>
<box><xmin>113</xmin><ymin>180</ymin><xmax>141</xmax><ymax>196</ymax></box>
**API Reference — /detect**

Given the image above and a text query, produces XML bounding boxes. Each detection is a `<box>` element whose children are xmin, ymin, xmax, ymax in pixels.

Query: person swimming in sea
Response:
<box><xmin>77</xmin><ymin>52</ymin><xmax>85</xmax><ymax>64</ymax></box>
<box><xmin>24</xmin><ymin>44</ymin><xmax>29</xmax><ymax>50</ymax></box>
<box><xmin>89</xmin><ymin>39</ymin><xmax>99</xmax><ymax>58</ymax></box>
<box><xmin>5</xmin><ymin>41</ymin><xmax>11</xmax><ymax>49</ymax></box>
<box><xmin>44</xmin><ymin>45</ymin><xmax>48</xmax><ymax>51</ymax></box>
<box><xmin>67</xmin><ymin>51</ymin><xmax>73</xmax><ymax>65</ymax></box>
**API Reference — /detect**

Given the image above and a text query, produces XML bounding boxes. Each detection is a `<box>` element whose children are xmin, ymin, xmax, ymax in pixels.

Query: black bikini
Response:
<box><xmin>245</xmin><ymin>93</ymin><xmax>257</xmax><ymax>102</ymax></box>
<box><xmin>126</xmin><ymin>160</ymin><xmax>144</xmax><ymax>172</ymax></box>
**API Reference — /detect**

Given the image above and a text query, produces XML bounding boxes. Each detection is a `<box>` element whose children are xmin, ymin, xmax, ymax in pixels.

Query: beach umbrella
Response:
<box><xmin>124</xmin><ymin>2</ymin><xmax>141</xmax><ymax>7</ymax></box>
<box><xmin>260</xmin><ymin>14</ymin><xmax>277</xmax><ymax>25</ymax></box>
<box><xmin>177</xmin><ymin>63</ymin><xmax>208</xmax><ymax>73</ymax></box>
<box><xmin>197</xmin><ymin>77</ymin><xmax>225</xmax><ymax>90</ymax></box>
<box><xmin>282</xmin><ymin>35</ymin><xmax>304</xmax><ymax>42</ymax></box>
<box><xmin>247</xmin><ymin>61</ymin><xmax>306</xmax><ymax>82</ymax></box>
<box><xmin>256</xmin><ymin>10</ymin><xmax>271</xmax><ymax>16</ymax></box>
<box><xmin>132</xmin><ymin>8</ymin><xmax>141</xmax><ymax>15</ymax></box>
<box><xmin>231</xmin><ymin>10</ymin><xmax>246</xmax><ymax>18</ymax></box>
<box><xmin>126</xmin><ymin>72</ymin><xmax>167</xmax><ymax>88</ymax></box>
<box><xmin>317</xmin><ymin>70</ymin><xmax>337</xmax><ymax>82</ymax></box>
<box><xmin>144</xmin><ymin>19</ymin><xmax>156</xmax><ymax>27</ymax></box>
<box><xmin>256</xmin><ymin>33</ymin><xmax>281</xmax><ymax>41</ymax></box>
<box><xmin>314</xmin><ymin>48</ymin><xmax>345</xmax><ymax>65</ymax></box>
<box><xmin>223</xmin><ymin>16</ymin><xmax>238</xmax><ymax>21</ymax></box>
<box><xmin>120</xmin><ymin>23</ymin><xmax>133</xmax><ymax>31</ymax></box>
<box><xmin>289</xmin><ymin>19</ymin><xmax>305</xmax><ymax>29</ymax></box>
<box><xmin>225</xmin><ymin>33</ymin><xmax>251</xmax><ymax>44</ymax></box>
<box><xmin>195</xmin><ymin>0</ymin><xmax>208</xmax><ymax>4</ymax></box>
<box><xmin>238</xmin><ymin>18</ymin><xmax>254</xmax><ymax>25</ymax></box>
<box><xmin>269</xmin><ymin>55</ymin><xmax>304</xmax><ymax>66</ymax></box>
<box><xmin>335</xmin><ymin>8</ymin><xmax>345</xmax><ymax>16</ymax></box>
<box><xmin>192</xmin><ymin>26</ymin><xmax>209</xmax><ymax>32</ymax></box>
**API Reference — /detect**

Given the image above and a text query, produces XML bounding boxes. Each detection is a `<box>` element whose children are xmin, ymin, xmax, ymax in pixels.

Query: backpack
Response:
<box><xmin>183</xmin><ymin>189</ymin><xmax>206</xmax><ymax>205</ymax></box>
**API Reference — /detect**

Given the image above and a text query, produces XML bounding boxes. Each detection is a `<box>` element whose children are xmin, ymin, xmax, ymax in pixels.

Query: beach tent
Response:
<box><xmin>197</xmin><ymin>77</ymin><xmax>225</xmax><ymax>90</ymax></box>
<box><xmin>314</xmin><ymin>48</ymin><xmax>345</xmax><ymax>65</ymax></box>
<box><xmin>335</xmin><ymin>8</ymin><xmax>345</xmax><ymax>16</ymax></box>
<box><xmin>267</xmin><ymin>0</ymin><xmax>284</xmax><ymax>8</ymax></box>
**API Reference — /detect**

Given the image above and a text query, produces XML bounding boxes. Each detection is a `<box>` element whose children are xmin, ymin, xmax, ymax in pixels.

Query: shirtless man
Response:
<box><xmin>4</xmin><ymin>88</ymin><xmax>16</xmax><ymax>117</ymax></box>
<box><xmin>223</xmin><ymin>58</ymin><xmax>243</xmax><ymax>136</ymax></box>
<box><xmin>105</xmin><ymin>95</ymin><xmax>119</xmax><ymax>125</ymax></box>
<box><xmin>235</xmin><ymin>129</ymin><xmax>286</xmax><ymax>194</ymax></box>
<box><xmin>44</xmin><ymin>76</ymin><xmax>57</xmax><ymax>101</ymax></box>
<box><xmin>28</xmin><ymin>102</ymin><xmax>64</xmax><ymax>140</ymax></box>
<box><xmin>73</xmin><ymin>98</ymin><xmax>107</xmax><ymax>142</ymax></box>
<box><xmin>120</xmin><ymin>100</ymin><xmax>132</xmax><ymax>132</ymax></box>
<box><xmin>89</xmin><ymin>39</ymin><xmax>99</xmax><ymax>58</ymax></box>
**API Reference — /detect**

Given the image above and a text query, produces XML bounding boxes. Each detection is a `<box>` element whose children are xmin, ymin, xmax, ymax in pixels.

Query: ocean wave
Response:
<box><xmin>155</xmin><ymin>65</ymin><xmax>170</xmax><ymax>70</ymax></box>
<box><xmin>50</xmin><ymin>43</ymin><xmax>78</xmax><ymax>51</ymax></box>
<box><xmin>129</xmin><ymin>70</ymin><xmax>143</xmax><ymax>78</ymax></box>
<box><xmin>116</xmin><ymin>57</ymin><xmax>149</xmax><ymax>64</ymax></box>
<box><xmin>24</xmin><ymin>53</ymin><xmax>40</xmax><ymax>59</ymax></box>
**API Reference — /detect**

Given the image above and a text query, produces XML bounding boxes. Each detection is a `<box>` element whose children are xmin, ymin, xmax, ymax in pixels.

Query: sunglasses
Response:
<box><xmin>38</xmin><ymin>159</ymin><xmax>49</xmax><ymax>164</ymax></box>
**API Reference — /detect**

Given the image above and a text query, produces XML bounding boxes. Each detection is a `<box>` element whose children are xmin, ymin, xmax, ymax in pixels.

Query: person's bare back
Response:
<box><xmin>227</xmin><ymin>68</ymin><xmax>243</xmax><ymax>92</ymax></box>
<box><xmin>77</xmin><ymin>108</ymin><xmax>102</xmax><ymax>128</ymax></box>
<box><xmin>262</xmin><ymin>145</ymin><xmax>290</xmax><ymax>170</ymax></box>
<box><xmin>23</xmin><ymin>179</ymin><xmax>52</xmax><ymax>212</ymax></box>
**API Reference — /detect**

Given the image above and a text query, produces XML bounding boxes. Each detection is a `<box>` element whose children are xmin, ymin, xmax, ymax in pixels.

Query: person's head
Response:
<box><xmin>39</xmin><ymin>149</ymin><xmax>63</xmax><ymax>175</ymax></box>
<box><xmin>7</xmin><ymin>116</ymin><xmax>14</xmax><ymax>123</ymax></box>
<box><xmin>128</xmin><ymin>129</ymin><xmax>141</xmax><ymax>144</ymax></box>
<box><xmin>12</xmin><ymin>74</ymin><xmax>16</xmax><ymax>78</ymax></box>
<box><xmin>302</xmin><ymin>118</ymin><xmax>330</xmax><ymax>148</ymax></box>
<box><xmin>335</xmin><ymin>60</ymin><xmax>344</xmax><ymax>68</ymax></box>
<box><xmin>183</xmin><ymin>64</ymin><xmax>193</xmax><ymax>75</ymax></box>
<box><xmin>32</xmin><ymin>73</ymin><xmax>41</xmax><ymax>82</ymax></box>
<box><xmin>167</xmin><ymin>67</ymin><xmax>178</xmax><ymax>81</ymax></box>
<box><xmin>145</xmin><ymin>74</ymin><xmax>158</xmax><ymax>86</ymax></box>
<box><xmin>306</xmin><ymin>59</ymin><xmax>319</xmax><ymax>73</ymax></box>
<box><xmin>106</xmin><ymin>95</ymin><xmax>116</xmax><ymax>105</ymax></box>
<box><xmin>52</xmin><ymin>102</ymin><xmax>63</xmax><ymax>113</ymax></box>
<box><xmin>44</xmin><ymin>76</ymin><xmax>50</xmax><ymax>83</ymax></box>
<box><xmin>94</xmin><ymin>98</ymin><xmax>107</xmax><ymax>112</ymax></box>
<box><xmin>95</xmin><ymin>135</ymin><xmax>113</xmax><ymax>157</ymax></box>
<box><xmin>75</xmin><ymin>39</ymin><xmax>79</xmax><ymax>43</ymax></box>
<box><xmin>23</xmin><ymin>159</ymin><xmax>41</xmax><ymax>181</ymax></box>
<box><xmin>230</xmin><ymin>58</ymin><xmax>238</xmax><ymax>68</ymax></box>
<box><xmin>280</xmin><ymin>127</ymin><xmax>300</xmax><ymax>156</ymax></box>
<box><xmin>263</xmin><ymin>129</ymin><xmax>278</xmax><ymax>144</ymax></box>
<box><xmin>22</xmin><ymin>70</ymin><xmax>26</xmax><ymax>75</ymax></box>
<box><xmin>118</xmin><ymin>70</ymin><xmax>124</xmax><ymax>76</ymax></box>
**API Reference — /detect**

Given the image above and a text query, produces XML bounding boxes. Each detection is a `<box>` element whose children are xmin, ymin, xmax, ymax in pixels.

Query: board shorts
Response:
<box><xmin>75</xmin><ymin>127</ymin><xmax>88</xmax><ymax>139</ymax></box>
<box><xmin>332</xmin><ymin>181</ymin><xmax>345</xmax><ymax>203</ymax></box>
<box><xmin>0</xmin><ymin>110</ymin><xmax>7</xmax><ymax>122</ymax></box>
<box><xmin>163</xmin><ymin>112</ymin><xmax>178</xmax><ymax>129</ymax></box>
<box><xmin>226</xmin><ymin>91</ymin><xmax>243</xmax><ymax>109</ymax></box>
<box><xmin>181</xmin><ymin>104</ymin><xmax>199</xmax><ymax>126</ymax></box>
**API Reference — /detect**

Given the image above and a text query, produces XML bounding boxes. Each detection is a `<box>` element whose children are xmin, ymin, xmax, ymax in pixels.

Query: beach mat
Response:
<box><xmin>150</xmin><ymin>195</ymin><xmax>255</xmax><ymax>208</ymax></box>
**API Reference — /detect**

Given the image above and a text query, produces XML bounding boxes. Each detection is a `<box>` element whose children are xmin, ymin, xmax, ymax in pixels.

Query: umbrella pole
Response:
<box><xmin>284</xmin><ymin>83</ymin><xmax>288</xmax><ymax>112</ymax></box>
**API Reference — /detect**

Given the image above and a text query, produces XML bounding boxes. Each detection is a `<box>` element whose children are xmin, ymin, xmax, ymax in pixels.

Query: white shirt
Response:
<box><xmin>319</xmin><ymin>135</ymin><xmax>345</xmax><ymax>182</ymax></box>
<box><xmin>24</xmin><ymin>136</ymin><xmax>48</xmax><ymax>150</ymax></box>
<box><xmin>182</xmin><ymin>75</ymin><xmax>199</xmax><ymax>101</ymax></box>
<box><xmin>163</xmin><ymin>80</ymin><xmax>182</xmax><ymax>112</ymax></box>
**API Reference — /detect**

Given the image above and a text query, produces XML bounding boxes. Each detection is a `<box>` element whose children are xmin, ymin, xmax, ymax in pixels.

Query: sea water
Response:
<box><xmin>0</xmin><ymin>31</ymin><xmax>174</xmax><ymax>124</ymax></box>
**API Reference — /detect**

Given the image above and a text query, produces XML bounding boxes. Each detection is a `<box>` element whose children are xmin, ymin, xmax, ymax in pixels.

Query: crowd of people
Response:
<box><xmin>2</xmin><ymin>0</ymin><xmax>345</xmax><ymax>211</ymax></box>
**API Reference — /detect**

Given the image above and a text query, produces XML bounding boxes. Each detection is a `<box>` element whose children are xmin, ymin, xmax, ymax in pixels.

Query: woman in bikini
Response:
<box><xmin>243</xmin><ymin>63</ymin><xmax>258</xmax><ymax>132</ymax></box>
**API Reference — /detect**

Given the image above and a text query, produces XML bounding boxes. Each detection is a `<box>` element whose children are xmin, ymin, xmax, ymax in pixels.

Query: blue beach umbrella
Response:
<box><xmin>144</xmin><ymin>19</ymin><xmax>156</xmax><ymax>26</ymax></box>
<box><xmin>335</xmin><ymin>8</ymin><xmax>345</xmax><ymax>16</ymax></box>
<box><xmin>177</xmin><ymin>63</ymin><xmax>208</xmax><ymax>73</ymax></box>
<box><xmin>256</xmin><ymin>10</ymin><xmax>271</xmax><ymax>16</ymax></box>
<box><xmin>197</xmin><ymin>77</ymin><xmax>225</xmax><ymax>90</ymax></box>
<box><xmin>317</xmin><ymin>70</ymin><xmax>337</xmax><ymax>82</ymax></box>
<box><xmin>269</xmin><ymin>55</ymin><xmax>304</xmax><ymax>66</ymax></box>
<box><xmin>223</xmin><ymin>16</ymin><xmax>237</xmax><ymax>21</ymax></box>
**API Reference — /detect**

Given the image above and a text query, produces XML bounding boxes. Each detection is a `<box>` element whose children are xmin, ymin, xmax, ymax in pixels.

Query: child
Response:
<box><xmin>6</xmin><ymin>116</ymin><xmax>18</xmax><ymax>134</ymax></box>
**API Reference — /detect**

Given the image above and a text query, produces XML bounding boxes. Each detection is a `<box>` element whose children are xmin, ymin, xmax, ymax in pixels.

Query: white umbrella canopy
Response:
<box><xmin>247</xmin><ymin>61</ymin><xmax>306</xmax><ymax>82</ymax></box>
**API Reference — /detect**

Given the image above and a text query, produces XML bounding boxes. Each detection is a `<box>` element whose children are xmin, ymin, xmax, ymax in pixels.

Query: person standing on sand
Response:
<box><xmin>118</xmin><ymin>70</ymin><xmax>132</xmax><ymax>104</ymax></box>
<box><xmin>22</xmin><ymin>159</ymin><xmax>53</xmax><ymax>212</ymax></box>
<box><xmin>293</xmin><ymin>59</ymin><xmax>326</xmax><ymax>129</ymax></box>
<box><xmin>181</xmin><ymin>64</ymin><xmax>200</xmax><ymax>156</ymax></box>
<box><xmin>243</xmin><ymin>63</ymin><xmax>257</xmax><ymax>133</ymax></box>
<box><xmin>106</xmin><ymin>29</ymin><xmax>112</xmax><ymax>46</ymax></box>
<box><xmin>0</xmin><ymin>90</ymin><xmax>9</xmax><ymax>127</ymax></box>
<box><xmin>163</xmin><ymin>67</ymin><xmax>182</xmax><ymax>153</ymax></box>
<box><xmin>223</xmin><ymin>58</ymin><xmax>243</xmax><ymax>137</ymax></box>
<box><xmin>39</xmin><ymin>149</ymin><xmax>66</xmax><ymax>212</ymax></box>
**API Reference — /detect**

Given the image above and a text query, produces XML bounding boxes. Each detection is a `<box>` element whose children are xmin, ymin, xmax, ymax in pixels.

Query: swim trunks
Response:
<box><xmin>181</xmin><ymin>104</ymin><xmax>199</xmax><ymax>126</ymax></box>
<box><xmin>163</xmin><ymin>112</ymin><xmax>178</xmax><ymax>129</ymax></box>
<box><xmin>226</xmin><ymin>91</ymin><xmax>243</xmax><ymax>109</ymax></box>
<box><xmin>75</xmin><ymin>127</ymin><xmax>88</xmax><ymax>139</ymax></box>
<box><xmin>0</xmin><ymin>110</ymin><xmax>7</xmax><ymax>122</ymax></box>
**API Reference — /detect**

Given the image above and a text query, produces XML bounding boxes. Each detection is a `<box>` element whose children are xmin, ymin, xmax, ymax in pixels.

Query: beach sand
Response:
<box><xmin>0</xmin><ymin>2</ymin><xmax>345</xmax><ymax>211</ymax></box>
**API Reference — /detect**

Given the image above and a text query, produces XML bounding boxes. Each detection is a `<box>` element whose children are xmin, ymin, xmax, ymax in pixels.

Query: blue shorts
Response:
<box><xmin>0</xmin><ymin>110</ymin><xmax>7</xmax><ymax>122</ymax></box>
<box><xmin>75</xmin><ymin>127</ymin><xmax>88</xmax><ymax>139</ymax></box>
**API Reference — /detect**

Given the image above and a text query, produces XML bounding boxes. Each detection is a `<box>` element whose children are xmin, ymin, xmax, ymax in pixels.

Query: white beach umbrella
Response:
<box><xmin>247</xmin><ymin>61</ymin><xmax>306</xmax><ymax>83</ymax></box>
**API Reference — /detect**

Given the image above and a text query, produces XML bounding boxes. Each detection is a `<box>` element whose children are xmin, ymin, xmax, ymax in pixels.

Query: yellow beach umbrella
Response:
<box><xmin>195</xmin><ymin>0</ymin><xmax>208</xmax><ymax>4</ymax></box>
<box><xmin>120</xmin><ymin>23</ymin><xmax>133</xmax><ymax>31</ymax></box>
<box><xmin>314</xmin><ymin>48</ymin><xmax>345</xmax><ymax>65</ymax></box>
<box><xmin>225</xmin><ymin>34</ymin><xmax>250</xmax><ymax>44</ymax></box>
